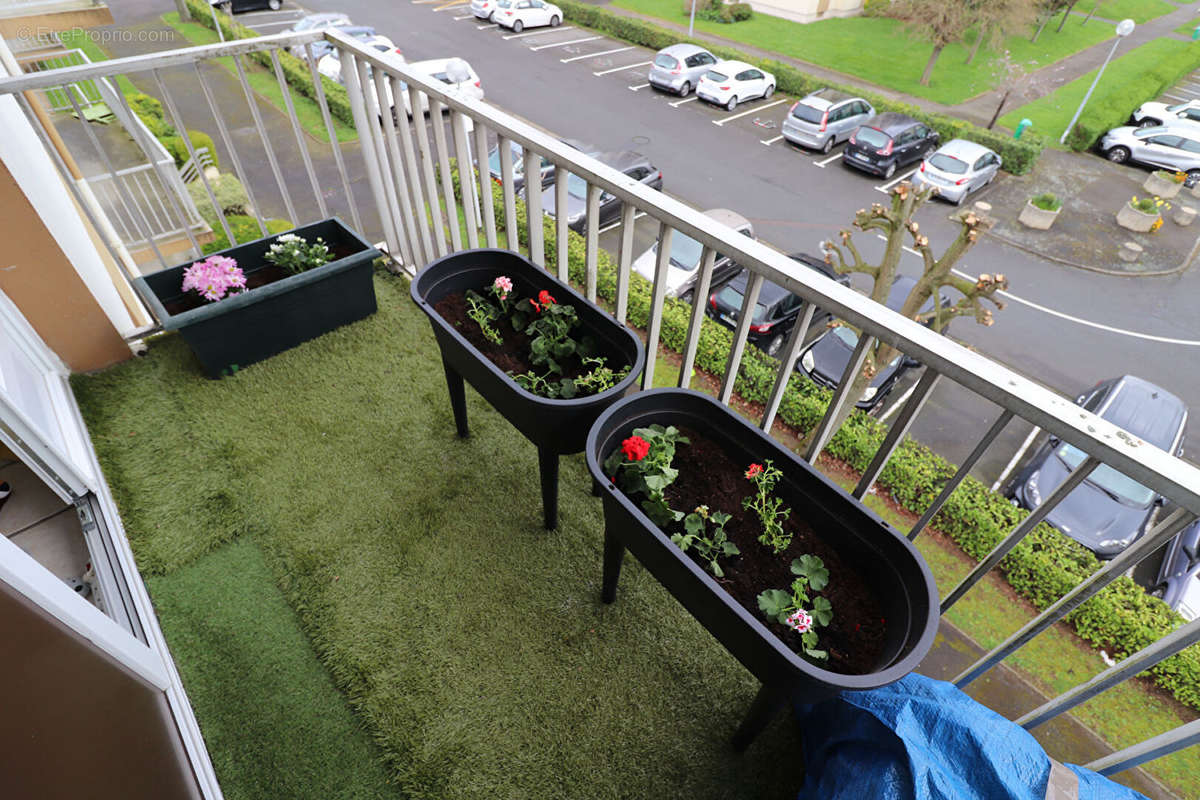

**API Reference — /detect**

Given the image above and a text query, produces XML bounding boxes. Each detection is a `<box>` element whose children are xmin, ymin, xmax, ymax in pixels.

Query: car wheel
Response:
<box><xmin>679</xmin><ymin>81</ymin><xmax>691</xmax><ymax>98</ymax></box>
<box><xmin>1105</xmin><ymin>146</ymin><xmax>1130</xmax><ymax>164</ymax></box>
<box><xmin>268</xmin><ymin>0</ymin><xmax>281</xmax><ymax>8</ymax></box>
<box><xmin>1188</xmin><ymin>169</ymin><xmax>1200</xmax><ymax>187</ymax></box>
<box><xmin>725</xmin><ymin>94</ymin><xmax>738</xmax><ymax>112</ymax></box>
<box><xmin>680</xmin><ymin>289</ymin><xmax>694</xmax><ymax>304</ymax></box>
<box><xmin>1150</xmin><ymin>583</ymin><xmax>1167</xmax><ymax>600</ymax></box>
<box><xmin>820</xmin><ymin>136</ymin><xmax>833</xmax><ymax>155</ymax></box>
<box><xmin>488</xmin><ymin>10</ymin><xmax>496</xmax><ymax>21</ymax></box>
<box><xmin>549</xmin><ymin>14</ymin><xmax>560</xmax><ymax>26</ymax></box>
<box><xmin>1137</xmin><ymin>117</ymin><xmax>1161</xmax><ymax>128</ymax></box>
<box><xmin>763</xmin><ymin>83</ymin><xmax>775</xmax><ymax>100</ymax></box>
<box><xmin>766</xmin><ymin>333</ymin><xmax>784</xmax><ymax>357</ymax></box>
<box><xmin>512</xmin><ymin>19</ymin><xmax>524</xmax><ymax>32</ymax></box>
<box><xmin>883</xmin><ymin>162</ymin><xmax>896</xmax><ymax>179</ymax></box>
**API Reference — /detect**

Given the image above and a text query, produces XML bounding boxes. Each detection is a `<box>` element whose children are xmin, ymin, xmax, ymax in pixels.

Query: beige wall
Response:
<box><xmin>0</xmin><ymin>157</ymin><xmax>130</xmax><ymax>371</ymax></box>
<box><xmin>0</xmin><ymin>6</ymin><xmax>114</xmax><ymax>39</ymax></box>
<box><xmin>746</xmin><ymin>0</ymin><xmax>862</xmax><ymax>24</ymax></box>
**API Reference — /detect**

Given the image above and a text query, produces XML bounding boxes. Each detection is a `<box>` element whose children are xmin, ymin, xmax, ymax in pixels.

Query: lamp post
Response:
<box><xmin>689</xmin><ymin>0</ymin><xmax>697</xmax><ymax>36</ymax></box>
<box><xmin>1059</xmin><ymin>18</ymin><xmax>1135</xmax><ymax>145</ymax></box>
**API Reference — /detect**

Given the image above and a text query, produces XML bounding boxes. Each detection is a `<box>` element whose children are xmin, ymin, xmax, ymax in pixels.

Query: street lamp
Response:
<box><xmin>1059</xmin><ymin>18</ymin><xmax>1135</xmax><ymax>145</ymax></box>
<box><xmin>689</xmin><ymin>0</ymin><xmax>697</xmax><ymax>37</ymax></box>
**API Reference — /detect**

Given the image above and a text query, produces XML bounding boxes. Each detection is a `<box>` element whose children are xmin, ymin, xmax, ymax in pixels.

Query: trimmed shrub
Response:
<box><xmin>201</xmin><ymin>214</ymin><xmax>293</xmax><ymax>255</ymax></box>
<box><xmin>727</xmin><ymin>2</ymin><xmax>753</xmax><ymax>21</ymax></box>
<box><xmin>862</xmin><ymin>0</ymin><xmax>892</xmax><ymax>16</ymax></box>
<box><xmin>552</xmin><ymin>0</ymin><xmax>1045</xmax><ymax>173</ymax></box>
<box><xmin>187</xmin><ymin>173</ymin><xmax>251</xmax><ymax>231</ymax></box>
<box><xmin>127</xmin><ymin>92</ymin><xmax>175</xmax><ymax>138</ymax></box>
<box><xmin>1031</xmin><ymin>192</ymin><xmax>1061</xmax><ymax>212</ymax></box>
<box><xmin>161</xmin><ymin>129</ymin><xmax>218</xmax><ymax>169</ymax></box>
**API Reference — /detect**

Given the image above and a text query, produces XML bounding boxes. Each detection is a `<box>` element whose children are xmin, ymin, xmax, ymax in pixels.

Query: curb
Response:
<box><xmin>983</xmin><ymin>227</ymin><xmax>1197</xmax><ymax>278</ymax></box>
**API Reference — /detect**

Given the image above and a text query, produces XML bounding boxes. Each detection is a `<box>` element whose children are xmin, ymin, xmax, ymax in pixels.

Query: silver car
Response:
<box><xmin>911</xmin><ymin>139</ymin><xmax>1002</xmax><ymax>205</ymax></box>
<box><xmin>631</xmin><ymin>208</ymin><xmax>753</xmax><ymax>301</ymax></box>
<box><xmin>648</xmin><ymin>43</ymin><xmax>718</xmax><ymax>98</ymax></box>
<box><xmin>780</xmin><ymin>89</ymin><xmax>874</xmax><ymax>154</ymax></box>
<box><xmin>1101</xmin><ymin>124</ymin><xmax>1200</xmax><ymax>182</ymax></box>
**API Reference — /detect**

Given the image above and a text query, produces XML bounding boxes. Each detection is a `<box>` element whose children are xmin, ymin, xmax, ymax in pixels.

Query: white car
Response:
<box><xmin>1131</xmin><ymin>100</ymin><xmax>1200</xmax><ymax>128</ymax></box>
<box><xmin>402</xmin><ymin>58</ymin><xmax>484</xmax><ymax>116</ymax></box>
<box><xmin>493</xmin><ymin>0</ymin><xmax>563</xmax><ymax>32</ymax></box>
<box><xmin>697</xmin><ymin>60</ymin><xmax>775</xmax><ymax>112</ymax></box>
<box><xmin>316</xmin><ymin>35</ymin><xmax>403</xmax><ymax>84</ymax></box>
<box><xmin>470</xmin><ymin>0</ymin><xmax>499</xmax><ymax>21</ymax></box>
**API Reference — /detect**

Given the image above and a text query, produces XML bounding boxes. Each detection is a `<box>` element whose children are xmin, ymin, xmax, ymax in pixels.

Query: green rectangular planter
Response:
<box><xmin>134</xmin><ymin>218</ymin><xmax>380</xmax><ymax>378</ymax></box>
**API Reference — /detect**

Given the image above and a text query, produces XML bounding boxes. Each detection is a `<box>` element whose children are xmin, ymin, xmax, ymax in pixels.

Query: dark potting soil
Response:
<box><xmin>660</xmin><ymin>427</ymin><xmax>887</xmax><ymax>675</ymax></box>
<box><xmin>163</xmin><ymin>241</ymin><xmax>363</xmax><ymax>316</ymax></box>
<box><xmin>433</xmin><ymin>291</ymin><xmax>623</xmax><ymax>393</ymax></box>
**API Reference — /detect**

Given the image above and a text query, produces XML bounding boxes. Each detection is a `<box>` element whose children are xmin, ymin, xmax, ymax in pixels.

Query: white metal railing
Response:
<box><xmin>86</xmin><ymin>161</ymin><xmax>205</xmax><ymax>247</ymax></box>
<box><xmin>0</xmin><ymin>28</ymin><xmax>1197</xmax><ymax>781</ymax></box>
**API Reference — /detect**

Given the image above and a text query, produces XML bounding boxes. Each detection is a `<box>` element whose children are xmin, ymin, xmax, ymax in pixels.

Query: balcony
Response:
<box><xmin>1</xmin><ymin>24</ymin><xmax>1198</xmax><ymax>800</ymax></box>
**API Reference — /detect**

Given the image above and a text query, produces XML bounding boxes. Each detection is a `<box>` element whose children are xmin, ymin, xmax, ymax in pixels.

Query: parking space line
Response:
<box><xmin>235</xmin><ymin>8</ymin><xmax>302</xmax><ymax>16</ymax></box>
<box><xmin>1162</xmin><ymin>92</ymin><xmax>1190</xmax><ymax>101</ymax></box>
<box><xmin>530</xmin><ymin>35</ymin><xmax>601</xmax><ymax>50</ymax></box>
<box><xmin>992</xmin><ymin>425</ymin><xmax>1040</xmax><ymax>492</ymax></box>
<box><xmin>245</xmin><ymin>19</ymin><xmax>298</xmax><ymax>28</ymax></box>
<box><xmin>814</xmin><ymin>151</ymin><xmax>841</xmax><ymax>167</ymax></box>
<box><xmin>454</xmin><ymin>13</ymin><xmax>474</xmax><ymax>19</ymax></box>
<box><xmin>874</xmin><ymin>167</ymin><xmax>919</xmax><ymax>194</ymax></box>
<box><xmin>712</xmin><ymin>98</ymin><xmax>786</xmax><ymax>126</ymax></box>
<box><xmin>503</xmin><ymin>25</ymin><xmax>574</xmax><ymax>39</ymax></box>
<box><xmin>628</xmin><ymin>82</ymin><xmax>650</xmax><ymax>91</ymax></box>
<box><xmin>877</xmin><ymin>382</ymin><xmax>916</xmax><ymax>423</ymax></box>
<box><xmin>434</xmin><ymin>2</ymin><xmax>469</xmax><ymax>11</ymax></box>
<box><xmin>669</xmin><ymin>96</ymin><xmax>697</xmax><ymax>107</ymax></box>
<box><xmin>477</xmin><ymin>22</ymin><xmax>493</xmax><ymax>28</ymax></box>
<box><xmin>759</xmin><ymin>134</ymin><xmax>783</xmax><ymax>146</ymax></box>
<box><xmin>594</xmin><ymin>60</ymin><xmax>651</xmax><ymax>76</ymax></box>
<box><xmin>560</xmin><ymin>45</ymin><xmax>632</xmax><ymax>63</ymax></box>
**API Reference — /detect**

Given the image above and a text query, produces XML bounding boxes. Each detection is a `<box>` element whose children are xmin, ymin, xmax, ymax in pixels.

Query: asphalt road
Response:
<box><xmin>115</xmin><ymin>0</ymin><xmax>1200</xmax><ymax>488</ymax></box>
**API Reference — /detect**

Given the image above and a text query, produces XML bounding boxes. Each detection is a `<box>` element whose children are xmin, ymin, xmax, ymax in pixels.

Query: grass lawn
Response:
<box><xmin>72</xmin><ymin>273</ymin><xmax>1198</xmax><ymax>799</ymax></box>
<box><xmin>1000</xmin><ymin>38</ymin><xmax>1190</xmax><ymax>140</ymax></box>
<box><xmin>162</xmin><ymin>12</ymin><xmax>356</xmax><ymax>143</ymax></box>
<box><xmin>58</xmin><ymin>28</ymin><xmax>138</xmax><ymax>96</ymax></box>
<box><xmin>1175</xmin><ymin>17</ymin><xmax>1200</xmax><ymax>36</ymax></box>
<box><xmin>1074</xmin><ymin>0</ymin><xmax>1177</xmax><ymax>24</ymax></box>
<box><xmin>611</xmin><ymin>0</ymin><xmax>1114</xmax><ymax>105</ymax></box>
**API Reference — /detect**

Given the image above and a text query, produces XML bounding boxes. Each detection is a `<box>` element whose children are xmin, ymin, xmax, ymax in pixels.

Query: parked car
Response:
<box><xmin>911</xmin><ymin>139</ymin><xmax>1002</xmax><ymax>206</ymax></box>
<box><xmin>1008</xmin><ymin>375</ymin><xmax>1188</xmax><ymax>559</ymax></box>
<box><xmin>485</xmin><ymin>138</ymin><xmax>597</xmax><ymax>193</ymax></box>
<box><xmin>631</xmin><ymin>208</ymin><xmax>754</xmax><ymax>301</ymax></box>
<box><xmin>1131</xmin><ymin>99</ymin><xmax>1200</xmax><ymax>128</ymax></box>
<box><xmin>493</xmin><ymin>0</ymin><xmax>562</xmax><ymax>32</ymax></box>
<box><xmin>648</xmin><ymin>43</ymin><xmax>718</xmax><ymax>98</ymax></box>
<box><xmin>1153</xmin><ymin>518</ymin><xmax>1200</xmax><ymax>620</ymax></box>
<box><xmin>399</xmin><ymin>58</ymin><xmax>483</xmax><ymax>116</ymax></box>
<box><xmin>470</xmin><ymin>0</ymin><xmax>500</xmax><ymax>20</ymax></box>
<box><xmin>842</xmin><ymin>112</ymin><xmax>940</xmax><ymax>179</ymax></box>
<box><xmin>286</xmin><ymin>13</ymin><xmax>353</xmax><ymax>59</ymax></box>
<box><xmin>317</xmin><ymin>37</ymin><xmax>403</xmax><ymax>83</ymax></box>
<box><xmin>1100</xmin><ymin>125</ymin><xmax>1200</xmax><ymax>182</ymax></box>
<box><xmin>697</xmin><ymin>61</ymin><xmax>775</xmax><ymax>112</ymax></box>
<box><xmin>308</xmin><ymin>27</ymin><xmax>386</xmax><ymax>65</ymax></box>
<box><xmin>797</xmin><ymin>275</ymin><xmax>947</xmax><ymax>412</ymax></box>
<box><xmin>705</xmin><ymin>254</ymin><xmax>851</xmax><ymax>357</ymax></box>
<box><xmin>214</xmin><ymin>0</ymin><xmax>281</xmax><ymax>12</ymax></box>
<box><xmin>539</xmin><ymin>152</ymin><xmax>662</xmax><ymax>233</ymax></box>
<box><xmin>781</xmin><ymin>89</ymin><xmax>874</xmax><ymax>154</ymax></box>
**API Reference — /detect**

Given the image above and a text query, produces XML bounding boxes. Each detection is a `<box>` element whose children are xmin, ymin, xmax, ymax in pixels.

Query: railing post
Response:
<box><xmin>340</xmin><ymin>49</ymin><xmax>400</xmax><ymax>255</ymax></box>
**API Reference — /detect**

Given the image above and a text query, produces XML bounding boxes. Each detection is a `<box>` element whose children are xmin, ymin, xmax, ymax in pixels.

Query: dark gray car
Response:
<box><xmin>1009</xmin><ymin>375</ymin><xmax>1188</xmax><ymax>559</ymax></box>
<box><xmin>648</xmin><ymin>43</ymin><xmax>718</xmax><ymax>98</ymax></box>
<box><xmin>1153</xmin><ymin>518</ymin><xmax>1200</xmax><ymax>618</ymax></box>
<box><xmin>539</xmin><ymin>151</ymin><xmax>663</xmax><ymax>232</ymax></box>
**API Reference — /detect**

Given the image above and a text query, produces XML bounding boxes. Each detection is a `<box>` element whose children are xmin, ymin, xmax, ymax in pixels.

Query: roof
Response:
<box><xmin>934</xmin><ymin>139</ymin><xmax>994</xmax><ymax>162</ymax></box>
<box><xmin>657</xmin><ymin>43</ymin><xmax>711</xmax><ymax>59</ymax></box>
<box><xmin>799</xmin><ymin>88</ymin><xmax>856</xmax><ymax>110</ymax></box>
<box><xmin>867</xmin><ymin>111</ymin><xmax>919</xmax><ymax>134</ymax></box>
<box><xmin>1101</xmin><ymin>376</ymin><xmax>1187</xmax><ymax>451</ymax></box>
<box><xmin>712</xmin><ymin>60</ymin><xmax>754</xmax><ymax>74</ymax></box>
<box><xmin>594</xmin><ymin>150</ymin><xmax>653</xmax><ymax>171</ymax></box>
<box><xmin>701</xmin><ymin>207</ymin><xmax>752</xmax><ymax>233</ymax></box>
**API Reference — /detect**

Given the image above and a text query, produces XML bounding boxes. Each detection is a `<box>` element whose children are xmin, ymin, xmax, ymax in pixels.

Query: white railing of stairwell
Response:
<box><xmin>2</xmin><ymin>30</ymin><xmax>1200</xmax><ymax>772</ymax></box>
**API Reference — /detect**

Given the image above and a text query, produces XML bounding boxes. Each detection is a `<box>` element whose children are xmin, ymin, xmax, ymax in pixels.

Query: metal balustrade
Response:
<box><xmin>1</xmin><ymin>27</ymin><xmax>1199</xmax><ymax>778</ymax></box>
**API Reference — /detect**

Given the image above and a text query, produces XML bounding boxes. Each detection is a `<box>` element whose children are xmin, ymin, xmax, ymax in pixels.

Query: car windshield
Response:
<box><xmin>654</xmin><ymin>54</ymin><xmax>678</xmax><ymax>69</ymax></box>
<box><xmin>790</xmin><ymin>103</ymin><xmax>824</xmax><ymax>124</ymax></box>
<box><xmin>716</xmin><ymin>286</ymin><xmax>768</xmax><ymax>323</ymax></box>
<box><xmin>487</xmin><ymin>141</ymin><xmax>524</xmax><ymax>176</ymax></box>
<box><xmin>565</xmin><ymin>172</ymin><xmax>588</xmax><ymax>199</ymax></box>
<box><xmin>831</xmin><ymin>325</ymin><xmax>859</xmax><ymax>348</ymax></box>
<box><xmin>929</xmin><ymin>154</ymin><xmax>968</xmax><ymax>174</ymax></box>
<box><xmin>854</xmin><ymin>127</ymin><xmax>890</xmax><ymax>149</ymax></box>
<box><xmin>658</xmin><ymin>232</ymin><xmax>705</xmax><ymax>271</ymax></box>
<box><xmin>1167</xmin><ymin>103</ymin><xmax>1188</xmax><ymax>112</ymax></box>
<box><xmin>1057</xmin><ymin>443</ymin><xmax>1156</xmax><ymax>506</ymax></box>
<box><xmin>1135</xmin><ymin>126</ymin><xmax>1168</xmax><ymax>138</ymax></box>
<box><xmin>705</xmin><ymin>70</ymin><xmax>728</xmax><ymax>82</ymax></box>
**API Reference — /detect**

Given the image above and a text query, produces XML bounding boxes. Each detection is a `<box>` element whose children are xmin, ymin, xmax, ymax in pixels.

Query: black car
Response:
<box><xmin>1153</xmin><ymin>518</ymin><xmax>1200</xmax><ymax>616</ymax></box>
<box><xmin>539</xmin><ymin>151</ymin><xmax>662</xmax><ymax>233</ymax></box>
<box><xmin>1009</xmin><ymin>375</ymin><xmax>1188</xmax><ymax>559</ymax></box>
<box><xmin>797</xmin><ymin>275</ymin><xmax>947</xmax><ymax>412</ymax></box>
<box><xmin>486</xmin><ymin>138</ymin><xmax>598</xmax><ymax>194</ymax></box>
<box><xmin>216</xmin><ymin>0</ymin><xmax>282</xmax><ymax>12</ymax></box>
<box><xmin>842</xmin><ymin>112</ymin><xmax>940</xmax><ymax>179</ymax></box>
<box><xmin>705</xmin><ymin>254</ymin><xmax>852</xmax><ymax>358</ymax></box>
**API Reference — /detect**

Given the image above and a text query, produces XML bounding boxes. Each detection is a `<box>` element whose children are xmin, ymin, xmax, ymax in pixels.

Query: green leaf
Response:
<box><xmin>670</xmin><ymin>532</ymin><xmax>691</xmax><ymax>551</ymax></box>
<box><xmin>710</xmin><ymin>560</ymin><xmax>724</xmax><ymax>578</ymax></box>
<box><xmin>510</xmin><ymin>311</ymin><xmax>528</xmax><ymax>332</ymax></box>
<box><xmin>710</xmin><ymin>511</ymin><xmax>731</xmax><ymax>526</ymax></box>
<box><xmin>684</xmin><ymin>513</ymin><xmax>705</xmax><ymax>536</ymax></box>
<box><xmin>757</xmin><ymin>589</ymin><xmax>792</xmax><ymax>621</ymax></box>
<box><xmin>811</xmin><ymin>596</ymin><xmax>833</xmax><ymax>627</ymax></box>
<box><xmin>558</xmin><ymin>378</ymin><xmax>577</xmax><ymax>399</ymax></box>
<box><xmin>721</xmin><ymin>540</ymin><xmax>740</xmax><ymax>556</ymax></box>
<box><xmin>791</xmin><ymin>555</ymin><xmax>829</xmax><ymax>591</ymax></box>
<box><xmin>804</xmin><ymin>648</ymin><xmax>828</xmax><ymax>660</ymax></box>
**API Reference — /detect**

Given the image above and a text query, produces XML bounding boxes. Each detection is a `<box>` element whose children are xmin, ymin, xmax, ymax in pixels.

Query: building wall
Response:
<box><xmin>746</xmin><ymin>0</ymin><xmax>863</xmax><ymax>24</ymax></box>
<box><xmin>0</xmin><ymin>5</ymin><xmax>114</xmax><ymax>39</ymax></box>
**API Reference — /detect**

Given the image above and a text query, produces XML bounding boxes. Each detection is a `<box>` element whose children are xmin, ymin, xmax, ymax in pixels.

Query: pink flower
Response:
<box><xmin>493</xmin><ymin>275</ymin><xmax>513</xmax><ymax>300</ymax></box>
<box><xmin>182</xmin><ymin>255</ymin><xmax>246</xmax><ymax>303</ymax></box>
<box><xmin>785</xmin><ymin>609</ymin><xmax>812</xmax><ymax>634</ymax></box>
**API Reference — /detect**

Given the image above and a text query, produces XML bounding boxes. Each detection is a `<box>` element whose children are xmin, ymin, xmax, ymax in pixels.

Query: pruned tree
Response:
<box><xmin>964</xmin><ymin>0</ymin><xmax>1039</xmax><ymax>65</ymax></box>
<box><xmin>1056</xmin><ymin>0</ymin><xmax>1082</xmax><ymax>32</ymax></box>
<box><xmin>888</xmin><ymin>0</ymin><xmax>974</xmax><ymax>86</ymax></box>
<box><xmin>1031</xmin><ymin>0</ymin><xmax>1068</xmax><ymax>41</ymax></box>
<box><xmin>987</xmin><ymin>49</ymin><xmax>1039</xmax><ymax>128</ymax></box>
<box><xmin>812</xmin><ymin>183</ymin><xmax>1007</xmax><ymax>437</ymax></box>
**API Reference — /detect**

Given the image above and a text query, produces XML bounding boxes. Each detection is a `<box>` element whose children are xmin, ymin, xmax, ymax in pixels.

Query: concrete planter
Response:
<box><xmin>1116</xmin><ymin>202</ymin><xmax>1161</xmax><ymax>233</ymax></box>
<box><xmin>1017</xmin><ymin>200</ymin><xmax>1060</xmax><ymax>230</ymax></box>
<box><xmin>1143</xmin><ymin>171</ymin><xmax>1182</xmax><ymax>200</ymax></box>
<box><xmin>1173</xmin><ymin>205</ymin><xmax>1197</xmax><ymax>227</ymax></box>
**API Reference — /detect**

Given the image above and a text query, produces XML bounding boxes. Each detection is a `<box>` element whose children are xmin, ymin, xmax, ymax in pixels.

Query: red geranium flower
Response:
<box><xmin>621</xmin><ymin>435</ymin><xmax>650</xmax><ymax>462</ymax></box>
<box><xmin>538</xmin><ymin>289</ymin><xmax>556</xmax><ymax>306</ymax></box>
<box><xmin>745</xmin><ymin>463</ymin><xmax>763</xmax><ymax>479</ymax></box>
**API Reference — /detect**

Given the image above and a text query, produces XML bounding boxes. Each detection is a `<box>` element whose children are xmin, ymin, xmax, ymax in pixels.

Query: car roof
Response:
<box><xmin>934</xmin><ymin>139</ymin><xmax>993</xmax><ymax>162</ymax></box>
<box><xmin>799</xmin><ymin>88</ymin><xmax>856</xmax><ymax>110</ymax></box>
<box><xmin>409</xmin><ymin>57</ymin><xmax>474</xmax><ymax>73</ymax></box>
<box><xmin>868</xmin><ymin>112</ymin><xmax>919</xmax><ymax>134</ymax></box>
<box><xmin>788</xmin><ymin>252</ymin><xmax>850</xmax><ymax>285</ymax></box>
<box><xmin>702</xmin><ymin>207</ymin><xmax>752</xmax><ymax>233</ymax></box>
<box><xmin>885</xmin><ymin>275</ymin><xmax>917</xmax><ymax>311</ymax></box>
<box><xmin>595</xmin><ymin>150</ymin><xmax>653</xmax><ymax>172</ymax></box>
<box><xmin>659</xmin><ymin>43</ymin><xmax>710</xmax><ymax>58</ymax></box>
<box><xmin>712</xmin><ymin>60</ymin><xmax>754</xmax><ymax>73</ymax></box>
<box><xmin>1097</xmin><ymin>376</ymin><xmax>1187</xmax><ymax>451</ymax></box>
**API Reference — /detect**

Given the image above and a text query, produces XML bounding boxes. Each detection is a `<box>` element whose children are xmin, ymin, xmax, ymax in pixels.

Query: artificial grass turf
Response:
<box><xmin>73</xmin><ymin>273</ymin><xmax>804</xmax><ymax>799</ymax></box>
<box><xmin>146</xmin><ymin>538</ymin><xmax>402</xmax><ymax>799</ymax></box>
<box><xmin>610</xmin><ymin>0</ymin><xmax>1114</xmax><ymax>105</ymax></box>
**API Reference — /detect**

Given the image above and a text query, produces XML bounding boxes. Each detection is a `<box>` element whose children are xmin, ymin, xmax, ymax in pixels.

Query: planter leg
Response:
<box><xmin>442</xmin><ymin>358</ymin><xmax>469</xmax><ymax>438</ymax></box>
<box><xmin>601</xmin><ymin>526</ymin><xmax>624</xmax><ymax>604</ymax></box>
<box><xmin>591</xmin><ymin>478</ymin><xmax>602</xmax><ymax>497</ymax></box>
<box><xmin>538</xmin><ymin>446</ymin><xmax>559</xmax><ymax>530</ymax></box>
<box><xmin>731</xmin><ymin>684</ymin><xmax>786</xmax><ymax>753</ymax></box>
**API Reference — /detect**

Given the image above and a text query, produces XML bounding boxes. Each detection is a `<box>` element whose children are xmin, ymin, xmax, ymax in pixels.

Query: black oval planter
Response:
<box><xmin>585</xmin><ymin>388</ymin><xmax>939</xmax><ymax>750</ymax></box>
<box><xmin>133</xmin><ymin>217</ymin><xmax>380</xmax><ymax>378</ymax></box>
<box><xmin>412</xmin><ymin>248</ymin><xmax>646</xmax><ymax>529</ymax></box>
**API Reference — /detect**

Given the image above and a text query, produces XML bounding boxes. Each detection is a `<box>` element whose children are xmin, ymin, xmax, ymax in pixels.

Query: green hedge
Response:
<box><xmin>182</xmin><ymin>0</ymin><xmax>355</xmax><ymax>129</ymax></box>
<box><xmin>161</xmin><ymin>129</ymin><xmax>218</xmax><ymax>169</ymax></box>
<box><xmin>1067</xmin><ymin>40</ymin><xmax>1200</xmax><ymax>151</ymax></box>
<box><xmin>128</xmin><ymin>92</ymin><xmax>175</xmax><ymax>138</ymax></box>
<box><xmin>201</xmin><ymin>214</ymin><xmax>293</xmax><ymax>255</ymax></box>
<box><xmin>554</xmin><ymin>0</ymin><xmax>1045</xmax><ymax>174</ymax></box>
<box><xmin>464</xmin><ymin>165</ymin><xmax>1200</xmax><ymax>710</ymax></box>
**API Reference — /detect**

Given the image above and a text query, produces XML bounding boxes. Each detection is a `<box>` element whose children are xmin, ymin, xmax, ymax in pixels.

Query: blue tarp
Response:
<box><xmin>793</xmin><ymin>673</ymin><xmax>1148</xmax><ymax>800</ymax></box>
